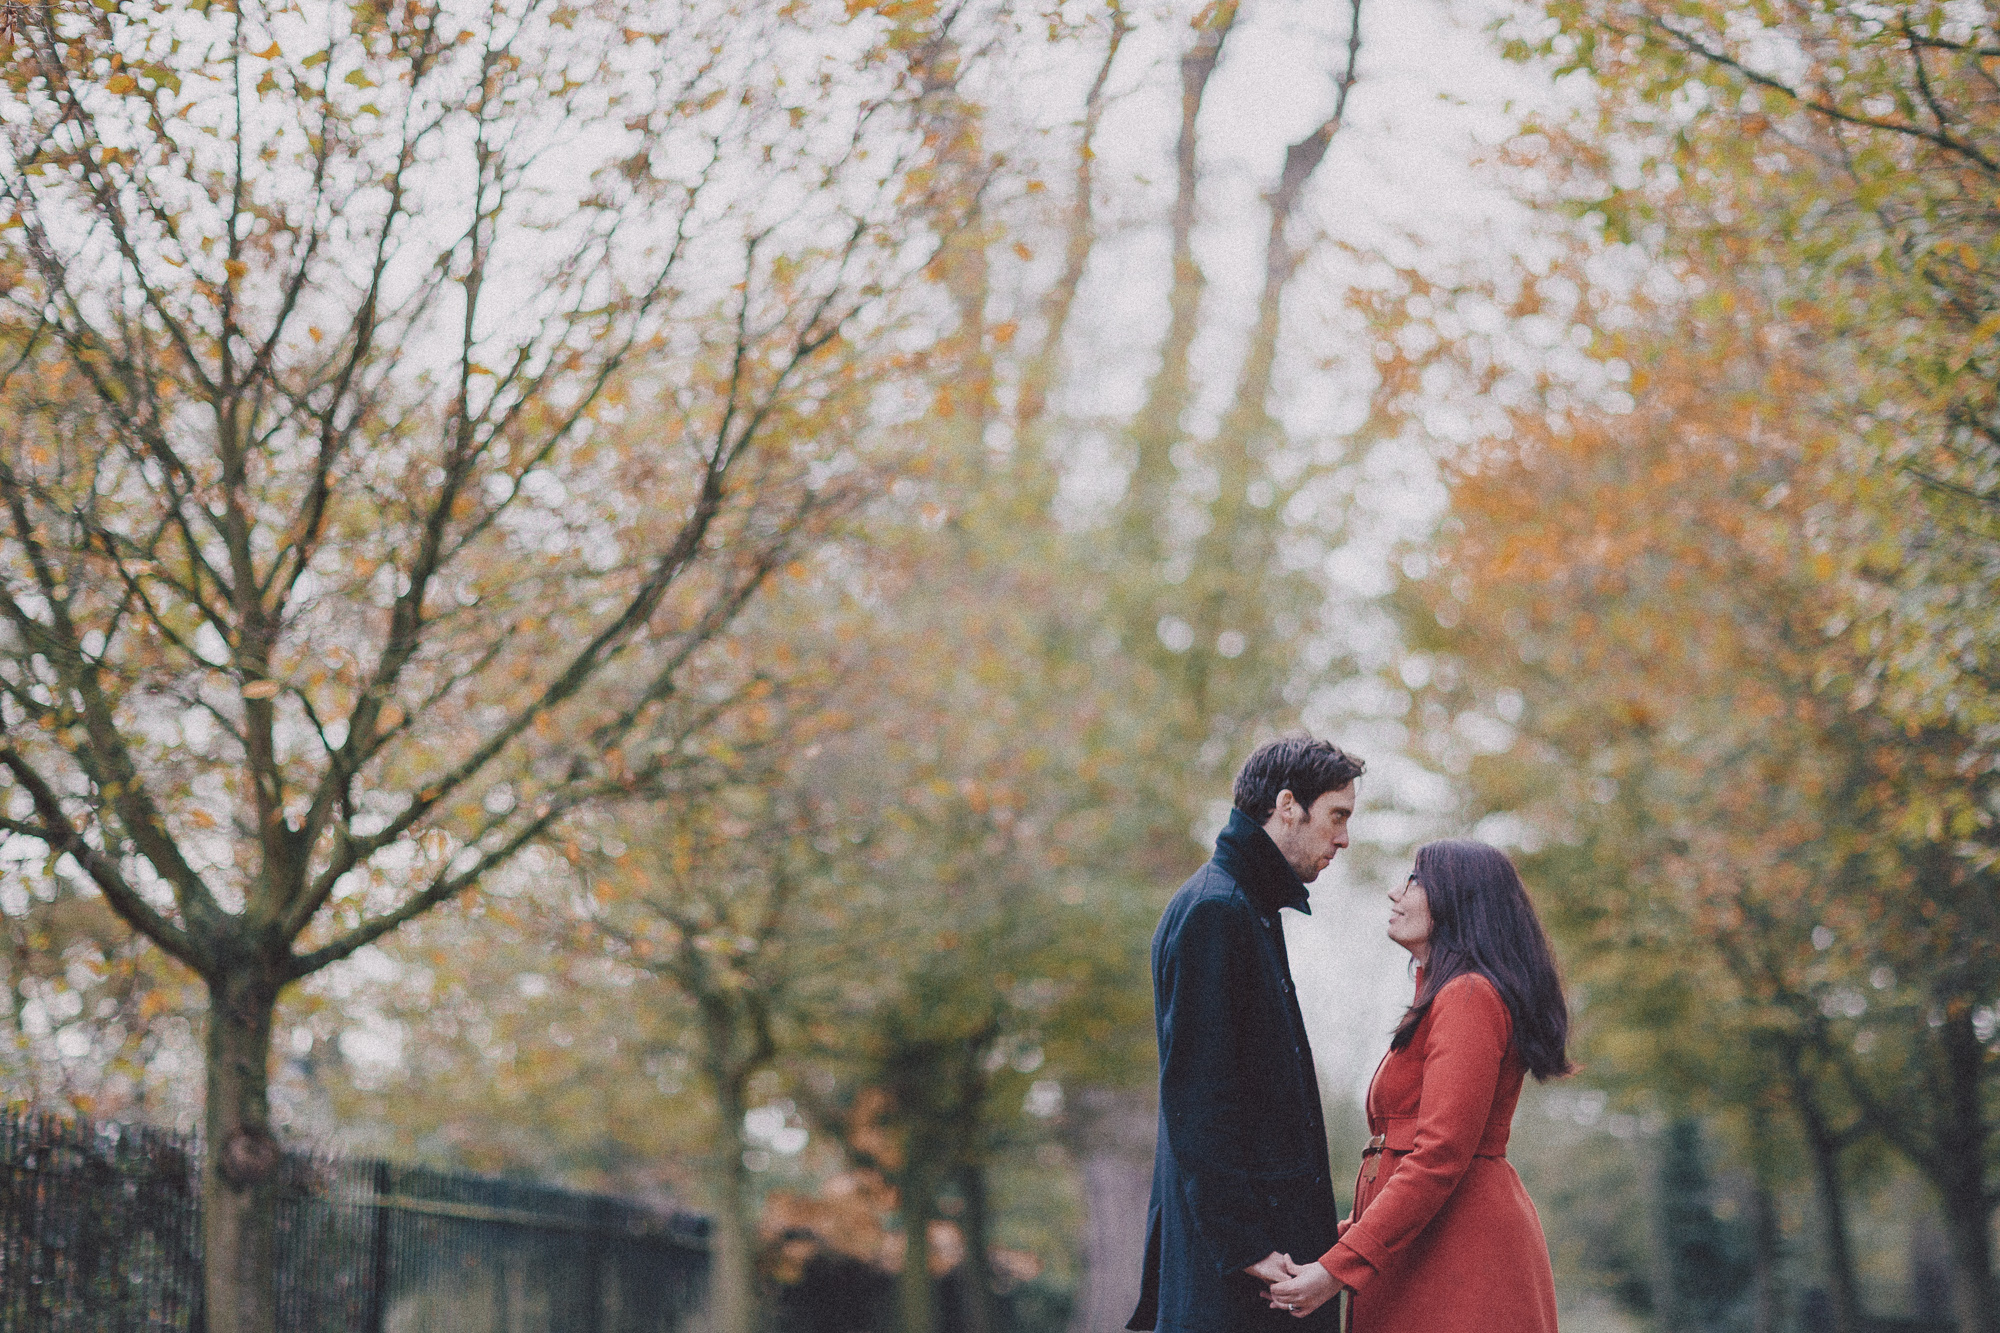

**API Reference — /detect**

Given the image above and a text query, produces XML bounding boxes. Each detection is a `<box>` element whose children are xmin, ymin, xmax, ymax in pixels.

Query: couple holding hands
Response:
<box><xmin>1128</xmin><ymin>736</ymin><xmax>1568</xmax><ymax>1333</ymax></box>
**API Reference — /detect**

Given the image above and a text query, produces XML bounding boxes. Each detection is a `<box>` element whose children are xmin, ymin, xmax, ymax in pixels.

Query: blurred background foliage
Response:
<box><xmin>2</xmin><ymin>1</ymin><xmax>1997</xmax><ymax>1332</ymax></box>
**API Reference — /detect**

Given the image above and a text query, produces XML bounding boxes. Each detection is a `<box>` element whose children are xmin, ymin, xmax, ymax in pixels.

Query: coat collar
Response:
<box><xmin>1211</xmin><ymin>808</ymin><xmax>1312</xmax><ymax>916</ymax></box>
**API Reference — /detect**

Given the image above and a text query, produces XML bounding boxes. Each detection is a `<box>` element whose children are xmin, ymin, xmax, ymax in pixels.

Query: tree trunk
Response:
<box><xmin>1938</xmin><ymin>1179</ymin><xmax>1997</xmax><ymax>1333</ymax></box>
<box><xmin>897</xmin><ymin>1158</ymin><xmax>943</xmax><ymax>1333</ymax></box>
<box><xmin>202</xmin><ymin>967</ymin><xmax>284</xmax><ymax>1333</ymax></box>
<box><xmin>1908</xmin><ymin>1200</ymin><xmax>1954</xmax><ymax>1327</ymax></box>
<box><xmin>1065</xmin><ymin>1088</ymin><xmax>1155</xmax><ymax>1333</ymax></box>
<box><xmin>709</xmin><ymin>1075</ymin><xmax>759</xmax><ymax>1333</ymax></box>
<box><xmin>958</xmin><ymin>1159</ymin><xmax>998</xmax><ymax>1333</ymax></box>
<box><xmin>1120</xmin><ymin>1</ymin><xmax>1234</xmax><ymax>565</ymax></box>
<box><xmin>1795</xmin><ymin>1095</ymin><xmax>1863</xmax><ymax>1333</ymax></box>
<box><xmin>1934</xmin><ymin>1006</ymin><xmax>1998</xmax><ymax>1333</ymax></box>
<box><xmin>1746</xmin><ymin>1105</ymin><xmax>1784</xmax><ymax>1333</ymax></box>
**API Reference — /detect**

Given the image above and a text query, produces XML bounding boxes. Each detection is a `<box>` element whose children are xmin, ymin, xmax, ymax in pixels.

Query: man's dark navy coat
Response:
<box><xmin>1127</xmin><ymin>809</ymin><xmax>1341</xmax><ymax>1333</ymax></box>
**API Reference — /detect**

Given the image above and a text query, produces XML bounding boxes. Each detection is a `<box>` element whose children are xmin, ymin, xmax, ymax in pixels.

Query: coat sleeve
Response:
<box><xmin>1158</xmin><ymin>895</ymin><xmax>1281</xmax><ymax>1275</ymax></box>
<box><xmin>1317</xmin><ymin>975</ymin><xmax>1510</xmax><ymax>1292</ymax></box>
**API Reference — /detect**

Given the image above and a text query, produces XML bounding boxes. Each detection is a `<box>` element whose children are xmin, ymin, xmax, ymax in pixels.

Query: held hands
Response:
<box><xmin>1242</xmin><ymin>1252</ymin><xmax>1299</xmax><ymax>1287</ymax></box>
<box><xmin>1267</xmin><ymin>1261</ymin><xmax>1341</xmax><ymax>1317</ymax></box>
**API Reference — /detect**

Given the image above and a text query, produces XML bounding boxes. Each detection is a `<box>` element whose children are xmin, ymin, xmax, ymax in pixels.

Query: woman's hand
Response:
<box><xmin>1266</xmin><ymin>1261</ymin><xmax>1340</xmax><ymax>1317</ymax></box>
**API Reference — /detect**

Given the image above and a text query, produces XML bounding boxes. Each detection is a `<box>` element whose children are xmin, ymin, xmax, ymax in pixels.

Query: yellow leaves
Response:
<box><xmin>301</xmin><ymin>50</ymin><xmax>330</xmax><ymax>69</ymax></box>
<box><xmin>240</xmin><ymin>679</ymin><xmax>280</xmax><ymax>699</ymax></box>
<box><xmin>1189</xmin><ymin>0</ymin><xmax>1237</xmax><ymax>31</ymax></box>
<box><xmin>845</xmin><ymin>0</ymin><xmax>937</xmax><ymax>19</ymax></box>
<box><xmin>344</xmin><ymin>69</ymin><xmax>378</xmax><ymax>90</ymax></box>
<box><xmin>223</xmin><ymin>259</ymin><xmax>247</xmax><ymax>279</ymax></box>
<box><xmin>253</xmin><ymin>41</ymin><xmax>281</xmax><ymax>59</ymax></box>
<box><xmin>104</xmin><ymin>74</ymin><xmax>138</xmax><ymax>94</ymax></box>
<box><xmin>188</xmin><ymin>809</ymin><xmax>217</xmax><ymax>829</ymax></box>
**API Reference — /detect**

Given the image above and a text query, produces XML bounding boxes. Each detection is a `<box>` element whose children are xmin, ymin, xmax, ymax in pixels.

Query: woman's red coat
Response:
<box><xmin>1318</xmin><ymin>971</ymin><xmax>1559</xmax><ymax>1333</ymax></box>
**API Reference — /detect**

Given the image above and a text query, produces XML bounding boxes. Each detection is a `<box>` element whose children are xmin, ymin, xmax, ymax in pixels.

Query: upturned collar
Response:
<box><xmin>1211</xmin><ymin>807</ymin><xmax>1312</xmax><ymax>916</ymax></box>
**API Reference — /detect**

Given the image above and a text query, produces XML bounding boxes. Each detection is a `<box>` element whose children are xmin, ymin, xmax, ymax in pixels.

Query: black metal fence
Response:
<box><xmin>0</xmin><ymin>1109</ymin><xmax>709</xmax><ymax>1333</ymax></box>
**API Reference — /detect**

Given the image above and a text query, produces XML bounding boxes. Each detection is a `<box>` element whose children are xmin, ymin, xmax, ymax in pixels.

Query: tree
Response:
<box><xmin>1489</xmin><ymin>6</ymin><xmax>2000</xmax><ymax>1321</ymax></box>
<box><xmin>1652</xmin><ymin>1118</ymin><xmax>1753</xmax><ymax>1332</ymax></box>
<box><xmin>1512</xmin><ymin>1</ymin><xmax>2000</xmax><ymax>743</ymax></box>
<box><xmin>257</xmin><ymin>6</ymin><xmax>1395</xmax><ymax>1330</ymax></box>
<box><xmin>1392</xmin><ymin>265</ymin><xmax>2000</xmax><ymax>1332</ymax></box>
<box><xmin>1028</xmin><ymin>2</ymin><xmax>1377</xmax><ymax>1319</ymax></box>
<box><xmin>572</xmin><ymin>625</ymin><xmax>871</xmax><ymax>1333</ymax></box>
<box><xmin>595</xmin><ymin>772</ymin><xmax>840</xmax><ymax>1333</ymax></box>
<box><xmin>0</xmin><ymin>0</ymin><xmax>957</xmax><ymax>1325</ymax></box>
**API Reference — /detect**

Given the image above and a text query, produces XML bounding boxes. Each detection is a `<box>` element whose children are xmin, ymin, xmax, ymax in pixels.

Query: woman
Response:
<box><xmin>1267</xmin><ymin>839</ymin><xmax>1569</xmax><ymax>1332</ymax></box>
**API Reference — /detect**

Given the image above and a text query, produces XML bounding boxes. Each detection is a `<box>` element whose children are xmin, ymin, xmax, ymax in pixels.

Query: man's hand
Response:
<box><xmin>1267</xmin><ymin>1261</ymin><xmax>1340</xmax><ymax>1316</ymax></box>
<box><xmin>1242</xmin><ymin>1252</ymin><xmax>1298</xmax><ymax>1287</ymax></box>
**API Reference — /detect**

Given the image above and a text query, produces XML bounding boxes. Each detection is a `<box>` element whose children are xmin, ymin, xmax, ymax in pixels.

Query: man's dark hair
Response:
<box><xmin>1231</xmin><ymin>734</ymin><xmax>1365</xmax><ymax>823</ymax></box>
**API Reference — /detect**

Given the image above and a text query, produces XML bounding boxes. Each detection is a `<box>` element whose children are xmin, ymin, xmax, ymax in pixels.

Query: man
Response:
<box><xmin>1127</xmin><ymin>735</ymin><xmax>1364</xmax><ymax>1333</ymax></box>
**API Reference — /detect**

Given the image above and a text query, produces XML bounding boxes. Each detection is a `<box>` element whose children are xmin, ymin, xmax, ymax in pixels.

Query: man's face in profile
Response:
<box><xmin>1266</xmin><ymin>782</ymin><xmax>1355</xmax><ymax>883</ymax></box>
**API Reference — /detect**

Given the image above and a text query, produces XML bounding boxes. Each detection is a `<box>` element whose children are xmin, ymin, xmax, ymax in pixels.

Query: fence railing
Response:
<box><xmin>0</xmin><ymin>1109</ymin><xmax>709</xmax><ymax>1333</ymax></box>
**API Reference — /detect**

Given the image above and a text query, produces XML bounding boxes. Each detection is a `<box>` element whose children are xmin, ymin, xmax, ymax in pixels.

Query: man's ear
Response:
<box><xmin>1273</xmin><ymin>789</ymin><xmax>1300</xmax><ymax>823</ymax></box>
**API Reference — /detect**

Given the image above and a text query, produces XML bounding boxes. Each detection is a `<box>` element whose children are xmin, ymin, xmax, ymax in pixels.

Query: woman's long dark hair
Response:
<box><xmin>1389</xmin><ymin>839</ymin><xmax>1573</xmax><ymax>1081</ymax></box>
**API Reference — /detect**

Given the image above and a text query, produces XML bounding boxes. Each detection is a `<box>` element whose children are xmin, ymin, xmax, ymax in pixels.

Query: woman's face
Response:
<box><xmin>1387</xmin><ymin>871</ymin><xmax>1434</xmax><ymax>963</ymax></box>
